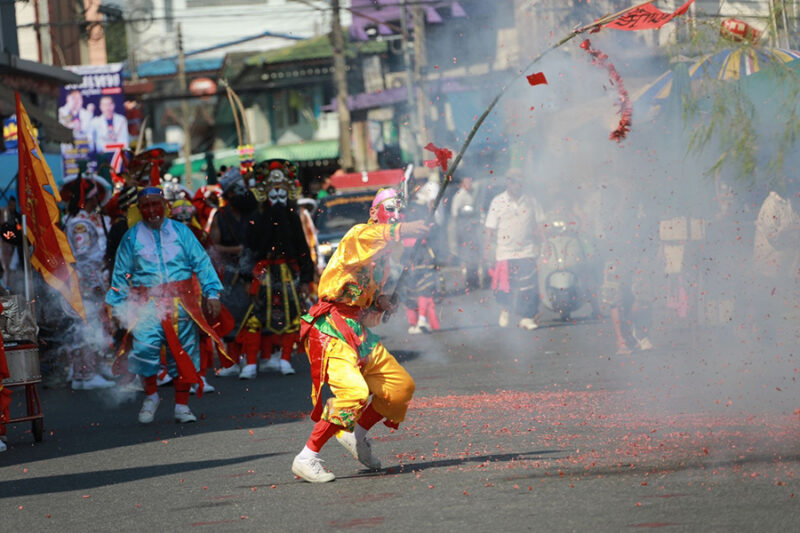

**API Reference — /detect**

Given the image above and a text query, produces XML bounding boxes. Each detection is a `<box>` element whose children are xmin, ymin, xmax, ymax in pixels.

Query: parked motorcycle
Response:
<box><xmin>537</xmin><ymin>219</ymin><xmax>599</xmax><ymax>321</ymax></box>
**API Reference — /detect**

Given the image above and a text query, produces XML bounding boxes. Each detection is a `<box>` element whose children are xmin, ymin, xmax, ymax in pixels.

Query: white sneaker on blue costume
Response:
<box><xmin>0</xmin><ymin>439</ymin><xmax>6</xmax><ymax>452</ymax></box>
<box><xmin>138</xmin><ymin>394</ymin><xmax>160</xmax><ymax>424</ymax></box>
<box><xmin>174</xmin><ymin>405</ymin><xmax>197</xmax><ymax>423</ymax></box>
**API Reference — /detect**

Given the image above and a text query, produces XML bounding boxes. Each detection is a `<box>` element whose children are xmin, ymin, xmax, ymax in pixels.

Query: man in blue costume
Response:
<box><xmin>106</xmin><ymin>187</ymin><xmax>227</xmax><ymax>424</ymax></box>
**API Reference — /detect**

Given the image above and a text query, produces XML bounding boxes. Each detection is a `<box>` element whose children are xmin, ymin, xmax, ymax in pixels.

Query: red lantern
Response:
<box><xmin>720</xmin><ymin>18</ymin><xmax>761</xmax><ymax>43</ymax></box>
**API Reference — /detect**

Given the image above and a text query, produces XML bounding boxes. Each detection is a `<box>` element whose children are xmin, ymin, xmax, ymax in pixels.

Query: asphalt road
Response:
<box><xmin>2</xmin><ymin>289</ymin><xmax>799</xmax><ymax>532</ymax></box>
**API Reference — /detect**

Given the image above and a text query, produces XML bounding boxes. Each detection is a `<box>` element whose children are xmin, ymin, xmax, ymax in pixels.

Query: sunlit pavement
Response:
<box><xmin>2</xmin><ymin>289</ymin><xmax>799</xmax><ymax>531</ymax></box>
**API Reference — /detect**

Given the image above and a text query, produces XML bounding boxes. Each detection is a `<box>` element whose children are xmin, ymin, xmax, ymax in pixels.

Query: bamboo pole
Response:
<box><xmin>384</xmin><ymin>0</ymin><xmax>659</xmax><ymax>312</ymax></box>
<box><xmin>228</xmin><ymin>87</ymin><xmax>251</xmax><ymax>146</ymax></box>
<box><xmin>134</xmin><ymin>116</ymin><xmax>148</xmax><ymax>156</ymax></box>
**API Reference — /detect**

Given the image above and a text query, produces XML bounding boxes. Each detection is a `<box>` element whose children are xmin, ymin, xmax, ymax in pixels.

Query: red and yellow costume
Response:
<box><xmin>301</xmin><ymin>222</ymin><xmax>415</xmax><ymax>431</ymax></box>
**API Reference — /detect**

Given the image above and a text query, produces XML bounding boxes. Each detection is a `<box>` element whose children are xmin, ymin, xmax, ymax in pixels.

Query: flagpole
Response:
<box><xmin>15</xmin><ymin>91</ymin><xmax>33</xmax><ymax>304</ymax></box>
<box><xmin>20</xmin><ymin>214</ymin><xmax>32</xmax><ymax>303</ymax></box>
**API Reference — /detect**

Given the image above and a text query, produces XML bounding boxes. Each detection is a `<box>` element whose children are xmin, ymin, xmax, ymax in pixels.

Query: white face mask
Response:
<box><xmin>268</xmin><ymin>187</ymin><xmax>288</xmax><ymax>206</ymax></box>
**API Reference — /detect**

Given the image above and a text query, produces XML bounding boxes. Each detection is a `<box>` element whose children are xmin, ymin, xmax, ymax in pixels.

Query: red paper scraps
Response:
<box><xmin>423</xmin><ymin>142</ymin><xmax>454</xmax><ymax>173</ymax></box>
<box><xmin>526</xmin><ymin>72</ymin><xmax>548</xmax><ymax>86</ymax></box>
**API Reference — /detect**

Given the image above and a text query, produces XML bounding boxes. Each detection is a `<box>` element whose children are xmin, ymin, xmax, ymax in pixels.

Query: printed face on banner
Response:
<box><xmin>58</xmin><ymin>63</ymin><xmax>130</xmax><ymax>181</ymax></box>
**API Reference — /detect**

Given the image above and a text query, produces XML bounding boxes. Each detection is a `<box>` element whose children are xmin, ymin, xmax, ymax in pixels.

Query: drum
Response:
<box><xmin>2</xmin><ymin>345</ymin><xmax>40</xmax><ymax>385</ymax></box>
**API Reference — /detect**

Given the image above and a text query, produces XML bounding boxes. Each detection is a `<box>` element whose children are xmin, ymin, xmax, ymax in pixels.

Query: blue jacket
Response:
<box><xmin>105</xmin><ymin>218</ymin><xmax>222</xmax><ymax>307</ymax></box>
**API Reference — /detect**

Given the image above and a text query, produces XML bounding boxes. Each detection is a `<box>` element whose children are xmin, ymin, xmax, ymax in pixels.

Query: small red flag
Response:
<box><xmin>604</xmin><ymin>0</ymin><xmax>696</xmax><ymax>31</ymax></box>
<box><xmin>423</xmin><ymin>142</ymin><xmax>454</xmax><ymax>173</ymax></box>
<box><xmin>526</xmin><ymin>72</ymin><xmax>548</xmax><ymax>86</ymax></box>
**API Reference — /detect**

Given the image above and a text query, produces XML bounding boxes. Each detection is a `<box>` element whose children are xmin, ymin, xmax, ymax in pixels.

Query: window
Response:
<box><xmin>186</xmin><ymin>0</ymin><xmax>266</xmax><ymax>8</ymax></box>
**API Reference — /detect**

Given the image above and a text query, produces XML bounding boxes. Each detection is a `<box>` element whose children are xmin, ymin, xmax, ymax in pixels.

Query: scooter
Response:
<box><xmin>537</xmin><ymin>219</ymin><xmax>598</xmax><ymax>321</ymax></box>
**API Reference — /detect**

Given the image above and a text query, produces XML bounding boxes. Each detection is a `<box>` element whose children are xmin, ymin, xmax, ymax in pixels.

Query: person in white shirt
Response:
<box><xmin>89</xmin><ymin>96</ymin><xmax>129</xmax><ymax>153</ymax></box>
<box><xmin>484</xmin><ymin>168</ymin><xmax>545</xmax><ymax>330</ymax></box>
<box><xmin>58</xmin><ymin>89</ymin><xmax>94</xmax><ymax>136</ymax></box>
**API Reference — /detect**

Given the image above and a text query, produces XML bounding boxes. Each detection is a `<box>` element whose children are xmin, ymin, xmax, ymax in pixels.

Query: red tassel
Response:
<box><xmin>580</xmin><ymin>39</ymin><xmax>632</xmax><ymax>143</ymax></box>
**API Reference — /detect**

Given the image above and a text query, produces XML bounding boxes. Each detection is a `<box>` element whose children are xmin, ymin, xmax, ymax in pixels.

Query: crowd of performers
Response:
<box><xmin>56</xmin><ymin>155</ymin><xmax>324</xmax><ymax>408</ymax></box>
<box><xmin>0</xmin><ymin>149</ymin><xmax>432</xmax><ymax>479</ymax></box>
<box><xmin>0</xmin><ymin>136</ymin><xmax>427</xmax><ymax>474</ymax></box>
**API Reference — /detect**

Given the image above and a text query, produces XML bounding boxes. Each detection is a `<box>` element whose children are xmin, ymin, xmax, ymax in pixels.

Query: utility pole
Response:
<box><xmin>177</xmin><ymin>23</ymin><xmax>194</xmax><ymax>189</ymax></box>
<box><xmin>412</xmin><ymin>5</ymin><xmax>427</xmax><ymax>159</ymax></box>
<box><xmin>331</xmin><ymin>0</ymin><xmax>354</xmax><ymax>171</ymax></box>
<box><xmin>400</xmin><ymin>0</ymin><xmax>422</xmax><ymax>166</ymax></box>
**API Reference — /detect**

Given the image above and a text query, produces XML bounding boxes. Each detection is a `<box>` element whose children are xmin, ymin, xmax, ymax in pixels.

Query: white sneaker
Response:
<box><xmin>279</xmin><ymin>359</ymin><xmax>295</xmax><ymax>375</ymax></box>
<box><xmin>336</xmin><ymin>430</ymin><xmax>382</xmax><ymax>470</ymax></box>
<box><xmin>71</xmin><ymin>379</ymin><xmax>83</xmax><ymax>391</ymax></box>
<box><xmin>498</xmin><ymin>310</ymin><xmax>510</xmax><ymax>328</ymax></box>
<box><xmin>217</xmin><ymin>364</ymin><xmax>240</xmax><ymax>377</ymax></box>
<box><xmin>292</xmin><ymin>454</ymin><xmax>335</xmax><ymax>483</ymax></box>
<box><xmin>190</xmin><ymin>377</ymin><xmax>215</xmax><ymax>395</ymax></box>
<box><xmin>0</xmin><ymin>440</ymin><xmax>6</xmax><ymax>452</ymax></box>
<box><xmin>121</xmin><ymin>377</ymin><xmax>145</xmax><ymax>392</ymax></box>
<box><xmin>138</xmin><ymin>395</ymin><xmax>160</xmax><ymax>424</ymax></box>
<box><xmin>98</xmin><ymin>363</ymin><xmax>116</xmax><ymax>380</ymax></box>
<box><xmin>239</xmin><ymin>364</ymin><xmax>257</xmax><ymax>380</ymax></box>
<box><xmin>80</xmin><ymin>373</ymin><xmax>116</xmax><ymax>390</ymax></box>
<box><xmin>518</xmin><ymin>318</ymin><xmax>538</xmax><ymax>330</ymax></box>
<box><xmin>260</xmin><ymin>353</ymin><xmax>281</xmax><ymax>373</ymax></box>
<box><xmin>408</xmin><ymin>325</ymin><xmax>421</xmax><ymax>335</ymax></box>
<box><xmin>416</xmin><ymin>316</ymin><xmax>431</xmax><ymax>333</ymax></box>
<box><xmin>201</xmin><ymin>376</ymin><xmax>215</xmax><ymax>392</ymax></box>
<box><xmin>157</xmin><ymin>374</ymin><xmax>173</xmax><ymax>387</ymax></box>
<box><xmin>638</xmin><ymin>337</ymin><xmax>654</xmax><ymax>351</ymax></box>
<box><xmin>174</xmin><ymin>405</ymin><xmax>197</xmax><ymax>423</ymax></box>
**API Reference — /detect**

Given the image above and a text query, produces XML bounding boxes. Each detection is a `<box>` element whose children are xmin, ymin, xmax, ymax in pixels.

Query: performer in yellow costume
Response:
<box><xmin>292</xmin><ymin>187</ymin><xmax>430</xmax><ymax>483</ymax></box>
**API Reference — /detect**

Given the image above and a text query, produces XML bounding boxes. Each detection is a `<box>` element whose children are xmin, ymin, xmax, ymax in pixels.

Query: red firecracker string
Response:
<box><xmin>579</xmin><ymin>39</ymin><xmax>632</xmax><ymax>143</ymax></box>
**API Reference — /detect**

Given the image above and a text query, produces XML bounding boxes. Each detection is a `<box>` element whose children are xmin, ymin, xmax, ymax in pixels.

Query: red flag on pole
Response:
<box><xmin>526</xmin><ymin>72</ymin><xmax>548</xmax><ymax>86</ymax></box>
<box><xmin>15</xmin><ymin>92</ymin><xmax>86</xmax><ymax>320</ymax></box>
<box><xmin>604</xmin><ymin>0</ymin><xmax>695</xmax><ymax>31</ymax></box>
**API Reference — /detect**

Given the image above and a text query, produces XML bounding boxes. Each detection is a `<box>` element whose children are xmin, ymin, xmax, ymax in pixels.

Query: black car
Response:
<box><xmin>313</xmin><ymin>191</ymin><xmax>376</xmax><ymax>265</ymax></box>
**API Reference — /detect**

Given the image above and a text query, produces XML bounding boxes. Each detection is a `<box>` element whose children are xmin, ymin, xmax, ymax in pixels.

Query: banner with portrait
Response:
<box><xmin>59</xmin><ymin>63</ymin><xmax>129</xmax><ymax>181</ymax></box>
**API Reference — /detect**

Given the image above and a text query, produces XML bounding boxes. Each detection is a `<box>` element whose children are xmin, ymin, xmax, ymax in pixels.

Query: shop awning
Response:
<box><xmin>167</xmin><ymin>139</ymin><xmax>339</xmax><ymax>177</ymax></box>
<box><xmin>255</xmin><ymin>139</ymin><xmax>339</xmax><ymax>162</ymax></box>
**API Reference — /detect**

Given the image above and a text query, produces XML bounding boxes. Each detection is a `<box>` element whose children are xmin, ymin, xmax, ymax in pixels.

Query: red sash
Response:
<box><xmin>113</xmin><ymin>278</ymin><xmax>233</xmax><ymax>397</ymax></box>
<box><xmin>301</xmin><ymin>300</ymin><xmax>363</xmax><ymax>422</ymax></box>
